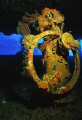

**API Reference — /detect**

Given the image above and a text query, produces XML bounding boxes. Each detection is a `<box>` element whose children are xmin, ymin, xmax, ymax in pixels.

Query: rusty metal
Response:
<box><xmin>22</xmin><ymin>8</ymin><xmax>80</xmax><ymax>103</ymax></box>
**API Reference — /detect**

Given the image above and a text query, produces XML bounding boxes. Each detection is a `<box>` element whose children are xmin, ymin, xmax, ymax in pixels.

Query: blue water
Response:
<box><xmin>0</xmin><ymin>32</ymin><xmax>82</xmax><ymax>57</ymax></box>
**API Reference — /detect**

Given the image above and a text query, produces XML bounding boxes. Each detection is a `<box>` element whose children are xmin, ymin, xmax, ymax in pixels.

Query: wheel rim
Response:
<box><xmin>25</xmin><ymin>30</ymin><xmax>80</xmax><ymax>94</ymax></box>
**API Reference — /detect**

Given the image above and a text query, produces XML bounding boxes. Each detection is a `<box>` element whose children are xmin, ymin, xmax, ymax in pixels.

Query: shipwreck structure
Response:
<box><xmin>22</xmin><ymin>8</ymin><xmax>80</xmax><ymax>103</ymax></box>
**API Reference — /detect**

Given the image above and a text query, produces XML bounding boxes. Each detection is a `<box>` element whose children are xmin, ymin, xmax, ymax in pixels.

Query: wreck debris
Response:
<box><xmin>22</xmin><ymin>8</ymin><xmax>80</xmax><ymax>103</ymax></box>
<box><xmin>17</xmin><ymin>11</ymin><xmax>39</xmax><ymax>35</ymax></box>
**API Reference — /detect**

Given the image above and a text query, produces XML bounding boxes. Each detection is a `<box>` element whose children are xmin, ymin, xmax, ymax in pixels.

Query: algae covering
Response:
<box><xmin>22</xmin><ymin>8</ymin><xmax>80</xmax><ymax>103</ymax></box>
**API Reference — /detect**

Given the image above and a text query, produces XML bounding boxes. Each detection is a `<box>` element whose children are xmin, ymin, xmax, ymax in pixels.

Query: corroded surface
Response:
<box><xmin>22</xmin><ymin>8</ymin><xmax>80</xmax><ymax>102</ymax></box>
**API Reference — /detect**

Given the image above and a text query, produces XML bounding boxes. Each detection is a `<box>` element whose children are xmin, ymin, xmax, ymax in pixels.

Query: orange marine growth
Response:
<box><xmin>41</xmin><ymin>8</ymin><xmax>64</xmax><ymax>23</ymax></box>
<box><xmin>22</xmin><ymin>8</ymin><xmax>80</xmax><ymax>103</ymax></box>
<box><xmin>38</xmin><ymin>8</ymin><xmax>64</xmax><ymax>33</ymax></box>
<box><xmin>39</xmin><ymin>84</ymin><xmax>48</xmax><ymax>89</ymax></box>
